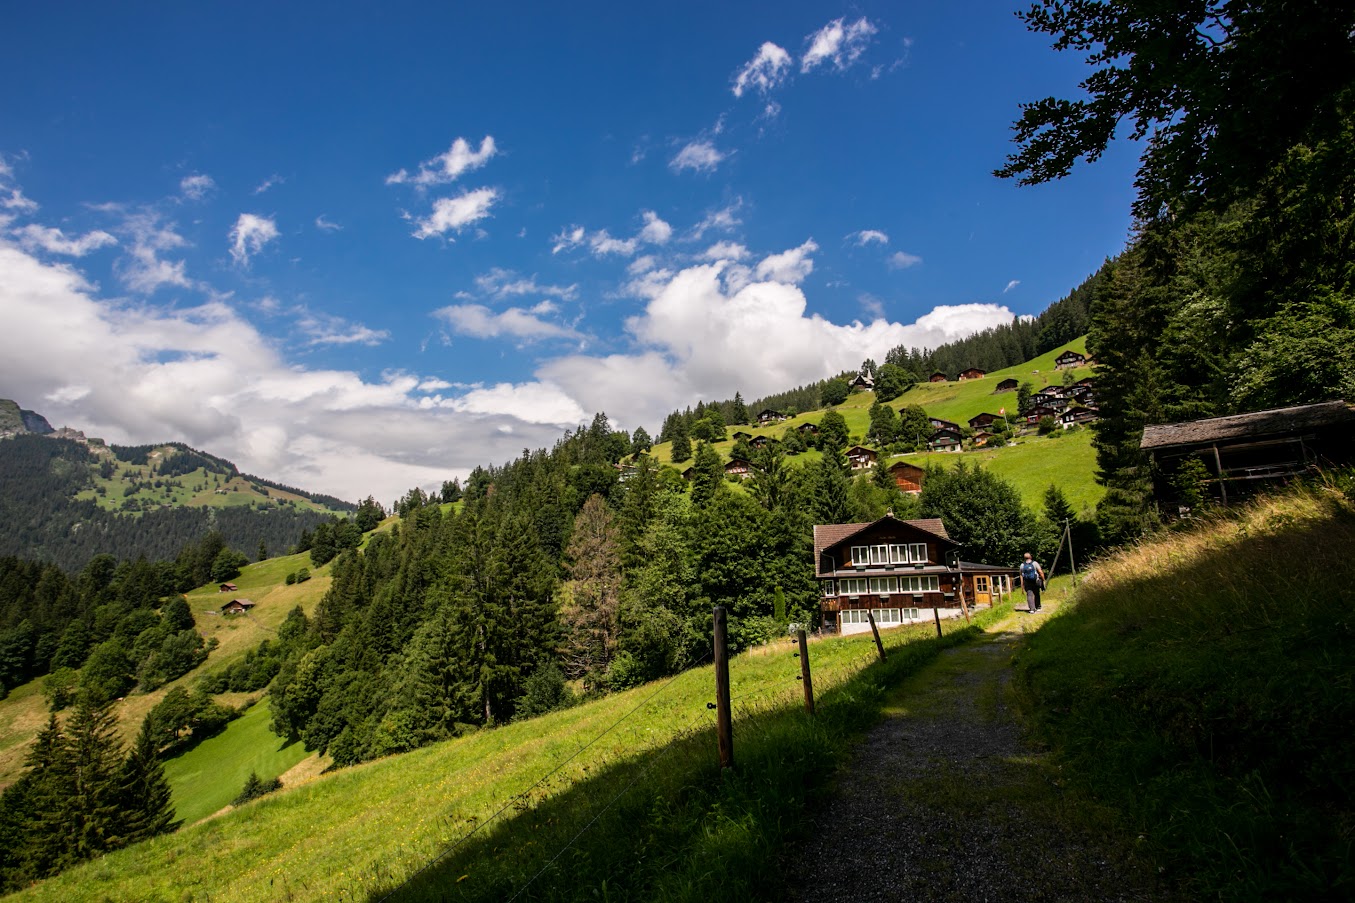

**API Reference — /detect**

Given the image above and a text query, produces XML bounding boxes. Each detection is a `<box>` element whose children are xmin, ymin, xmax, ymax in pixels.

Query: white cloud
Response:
<box><xmin>701</xmin><ymin>241</ymin><xmax>749</xmax><ymax>261</ymax></box>
<box><xmin>849</xmin><ymin>229</ymin><xmax>889</xmax><ymax>246</ymax></box>
<box><xmin>411</xmin><ymin>187</ymin><xmax>499</xmax><ymax>239</ymax></box>
<box><xmin>14</xmin><ymin>224</ymin><xmax>117</xmax><ymax>257</ymax></box>
<box><xmin>315</xmin><ymin>215</ymin><xmax>343</xmax><ymax>232</ymax></box>
<box><xmin>552</xmin><ymin>225</ymin><xmax>586</xmax><ymax>254</ymax></box>
<box><xmin>670</xmin><ymin>141</ymin><xmax>727</xmax><ymax>173</ymax></box>
<box><xmin>801</xmin><ymin>17</ymin><xmax>878</xmax><ymax>73</ymax></box>
<box><xmin>0</xmin><ymin>239</ymin><xmax>586</xmax><ymax>502</ymax></box>
<box><xmin>474</xmin><ymin>268</ymin><xmax>578</xmax><ymax>301</ymax></box>
<box><xmin>860</xmin><ymin>293</ymin><xmax>886</xmax><ymax>319</ymax></box>
<box><xmin>538</xmin><ymin>262</ymin><xmax>1016</xmax><ymax>429</ymax></box>
<box><xmin>387</xmin><ymin>136</ymin><xmax>497</xmax><ymax>188</ymax></box>
<box><xmin>179</xmin><ymin>174</ymin><xmax>215</xmax><ymax>202</ymax></box>
<box><xmin>755</xmin><ymin>239</ymin><xmax>818</xmax><ymax>284</ymax></box>
<box><xmin>1003</xmin><ymin>279</ymin><xmax>1020</xmax><ymax>293</ymax></box>
<box><xmin>589</xmin><ymin>229</ymin><xmax>639</xmax><ymax>256</ymax></box>
<box><xmin>434</xmin><ymin>303</ymin><xmax>582</xmax><ymax>342</ymax></box>
<box><xmin>639</xmin><ymin>210</ymin><xmax>672</xmax><ymax>244</ymax></box>
<box><xmin>1</xmin><ymin>188</ymin><xmax>38</xmax><ymax>214</ymax></box>
<box><xmin>294</xmin><ymin>310</ymin><xmax>390</xmax><ymax>346</ymax></box>
<box><xmin>253</xmin><ymin>174</ymin><xmax>285</xmax><ymax>194</ymax></box>
<box><xmin>732</xmin><ymin>41</ymin><xmax>792</xmax><ymax>97</ymax></box>
<box><xmin>117</xmin><ymin>211</ymin><xmax>195</xmax><ymax>294</ymax></box>
<box><xmin>887</xmin><ymin>250</ymin><xmax>923</xmax><ymax>269</ymax></box>
<box><xmin>691</xmin><ymin>200</ymin><xmax>743</xmax><ymax>239</ymax></box>
<box><xmin>628</xmin><ymin>255</ymin><xmax>658</xmax><ymax>275</ymax></box>
<box><xmin>229</xmin><ymin>213</ymin><xmax>280</xmax><ymax>266</ymax></box>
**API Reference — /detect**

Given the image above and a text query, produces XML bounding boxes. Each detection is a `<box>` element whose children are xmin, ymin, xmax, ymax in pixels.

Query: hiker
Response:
<box><xmin>1020</xmin><ymin>552</ymin><xmax>1046</xmax><ymax>612</ymax></box>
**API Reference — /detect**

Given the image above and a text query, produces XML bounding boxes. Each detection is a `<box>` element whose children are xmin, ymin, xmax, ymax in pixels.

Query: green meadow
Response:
<box><xmin>14</xmin><ymin>604</ymin><xmax>1011</xmax><ymax>902</ymax></box>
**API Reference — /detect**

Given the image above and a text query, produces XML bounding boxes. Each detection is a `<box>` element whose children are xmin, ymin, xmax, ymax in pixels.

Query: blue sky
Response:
<box><xmin>1</xmin><ymin>1</ymin><xmax>1139</xmax><ymax>502</ymax></box>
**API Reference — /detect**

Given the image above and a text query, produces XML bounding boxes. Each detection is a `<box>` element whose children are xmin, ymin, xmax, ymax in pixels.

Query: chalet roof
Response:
<box><xmin>958</xmin><ymin>560</ymin><xmax>1020</xmax><ymax>574</ymax></box>
<box><xmin>225</xmin><ymin>598</ymin><xmax>255</xmax><ymax>609</ymax></box>
<box><xmin>845</xmin><ymin>444</ymin><xmax>877</xmax><ymax>456</ymax></box>
<box><xmin>1140</xmin><ymin>401</ymin><xmax>1355</xmax><ymax>451</ymax></box>
<box><xmin>1056</xmin><ymin>350</ymin><xmax>1085</xmax><ymax>360</ymax></box>
<box><xmin>757</xmin><ymin>408</ymin><xmax>785</xmax><ymax>417</ymax></box>
<box><xmin>813</xmin><ymin>516</ymin><xmax>954</xmax><ymax>566</ymax></box>
<box><xmin>888</xmin><ymin>460</ymin><xmax>924</xmax><ymax>473</ymax></box>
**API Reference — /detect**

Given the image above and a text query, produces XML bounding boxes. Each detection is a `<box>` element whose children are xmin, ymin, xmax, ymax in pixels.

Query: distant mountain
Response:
<box><xmin>0</xmin><ymin>400</ymin><xmax>354</xmax><ymax>572</ymax></box>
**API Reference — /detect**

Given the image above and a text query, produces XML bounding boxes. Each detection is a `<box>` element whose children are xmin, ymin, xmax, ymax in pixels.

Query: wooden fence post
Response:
<box><xmin>797</xmin><ymin>629</ymin><xmax>815</xmax><ymax>715</ymax></box>
<box><xmin>713</xmin><ymin>605</ymin><xmax>733</xmax><ymax>770</ymax></box>
<box><xmin>932</xmin><ymin>606</ymin><xmax>943</xmax><ymax>638</ymax></box>
<box><xmin>866</xmin><ymin>611</ymin><xmax>887</xmax><ymax>661</ymax></box>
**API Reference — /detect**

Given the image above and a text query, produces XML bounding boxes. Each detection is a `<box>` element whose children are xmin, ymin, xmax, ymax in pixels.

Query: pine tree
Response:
<box><xmin>689</xmin><ymin>442</ymin><xmax>724</xmax><ymax>508</ymax></box>
<box><xmin>731</xmin><ymin>391</ymin><xmax>749</xmax><ymax>425</ymax></box>
<box><xmin>670</xmin><ymin>419</ymin><xmax>692</xmax><ymax>464</ymax></box>
<box><xmin>58</xmin><ymin>699</ymin><xmax>124</xmax><ymax>864</ymax></box>
<box><xmin>813</xmin><ymin>448</ymin><xmax>854</xmax><ymax>525</ymax></box>
<box><xmin>110</xmin><ymin>716</ymin><xmax>179</xmax><ymax>847</ymax></box>
<box><xmin>559</xmin><ymin>495</ymin><xmax>623</xmax><ymax>679</ymax></box>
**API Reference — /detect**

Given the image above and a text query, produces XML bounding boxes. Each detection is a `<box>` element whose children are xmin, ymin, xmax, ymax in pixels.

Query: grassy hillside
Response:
<box><xmin>1015</xmin><ymin>484</ymin><xmax>1355</xmax><ymax>899</ymax></box>
<box><xmin>647</xmin><ymin>337</ymin><xmax>1099</xmax><ymax>510</ymax></box>
<box><xmin>13</xmin><ymin>606</ymin><xmax>1010</xmax><ymax>902</ymax></box>
<box><xmin>0</xmin><ymin>551</ymin><xmax>333</xmax><ymax>791</ymax></box>
<box><xmin>163</xmin><ymin>698</ymin><xmax>313</xmax><ymax>826</ymax></box>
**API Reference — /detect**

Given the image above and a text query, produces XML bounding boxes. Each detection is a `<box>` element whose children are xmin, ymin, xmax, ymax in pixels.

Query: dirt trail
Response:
<box><xmin>782</xmin><ymin>607</ymin><xmax>1164</xmax><ymax>902</ymax></box>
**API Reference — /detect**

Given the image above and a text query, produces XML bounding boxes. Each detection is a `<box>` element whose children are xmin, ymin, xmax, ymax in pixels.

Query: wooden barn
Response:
<box><xmin>888</xmin><ymin>461</ymin><xmax>925</xmax><ymax>493</ymax></box>
<box><xmin>217</xmin><ymin>582</ymin><xmax>237</xmax><ymax>593</ymax></box>
<box><xmin>929</xmin><ymin>371</ymin><xmax>948</xmax><ymax>383</ymax></box>
<box><xmin>1140</xmin><ymin>400</ymin><xmax>1355</xmax><ymax>510</ymax></box>
<box><xmin>222</xmin><ymin>598</ymin><xmax>256</xmax><ymax>615</ymax></box>
<box><xmin>757</xmin><ymin>409</ymin><xmax>788</xmax><ymax>425</ymax></box>
<box><xmin>957</xmin><ymin>368</ymin><xmax>986</xmax><ymax>381</ymax></box>
<box><xmin>968</xmin><ymin>412</ymin><xmax>1002</xmax><ymax>430</ymax></box>
<box><xmin>995</xmin><ymin>377</ymin><xmax>1019</xmax><ymax>392</ymax></box>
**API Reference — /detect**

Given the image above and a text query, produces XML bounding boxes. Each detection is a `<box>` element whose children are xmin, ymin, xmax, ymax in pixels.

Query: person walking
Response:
<box><xmin>1020</xmin><ymin>552</ymin><xmax>1046</xmax><ymax>612</ymax></box>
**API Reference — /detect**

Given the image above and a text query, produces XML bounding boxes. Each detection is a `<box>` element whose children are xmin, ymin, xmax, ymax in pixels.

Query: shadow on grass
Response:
<box><xmin>362</xmin><ymin>617</ymin><xmax>1004</xmax><ymax>903</ymax></box>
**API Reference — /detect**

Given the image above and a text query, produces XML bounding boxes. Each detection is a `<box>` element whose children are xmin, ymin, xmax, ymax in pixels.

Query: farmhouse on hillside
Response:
<box><xmin>724</xmin><ymin>459</ymin><xmax>753</xmax><ymax>480</ymax></box>
<box><xmin>849</xmin><ymin>371</ymin><xmax>875</xmax><ymax>392</ymax></box>
<box><xmin>1055</xmin><ymin>350</ymin><xmax>1086</xmax><ymax>369</ymax></box>
<box><xmin>1140</xmin><ymin>400</ymin><xmax>1355</xmax><ymax>509</ymax></box>
<box><xmin>957</xmin><ymin>367</ymin><xmax>986</xmax><ymax>381</ymax></box>
<box><xmin>929</xmin><ymin>371</ymin><xmax>948</xmax><ymax>383</ymax></box>
<box><xmin>797</xmin><ymin>422</ymin><xmax>819</xmax><ymax>435</ymax></box>
<box><xmin>757</xmin><ymin>409</ymin><xmax>788</xmax><ymax>425</ymax></box>
<box><xmin>929</xmin><ymin>417</ymin><xmax>960</xmax><ymax>432</ymax></box>
<box><xmin>967</xmin><ymin>412</ymin><xmax>1002</xmax><ymax>430</ymax></box>
<box><xmin>888</xmin><ymin>461</ymin><xmax>925</xmax><ymax>494</ymax></box>
<box><xmin>222</xmin><ymin>598</ymin><xmax>256</xmax><ymax>615</ymax></box>
<box><xmin>217</xmin><ymin>582</ymin><xmax>237</xmax><ymax>593</ymax></box>
<box><xmin>845</xmin><ymin>445</ymin><xmax>878</xmax><ymax>470</ymax></box>
<box><xmin>928</xmin><ymin>428</ymin><xmax>963</xmax><ymax>452</ymax></box>
<box><xmin>995</xmin><ymin>377</ymin><xmax>1019</xmax><ymax>392</ymax></box>
<box><xmin>813</xmin><ymin>515</ymin><xmax>1017</xmax><ymax>635</ymax></box>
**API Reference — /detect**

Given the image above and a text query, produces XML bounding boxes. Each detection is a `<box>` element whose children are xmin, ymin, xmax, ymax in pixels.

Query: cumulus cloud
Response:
<box><xmin>551</xmin><ymin>225</ymin><xmax>586</xmax><ymax>254</ymax></box>
<box><xmin>387</xmin><ymin>136</ymin><xmax>497</xmax><ymax>188</ymax></box>
<box><xmin>670</xmin><ymin>140</ymin><xmax>727</xmax><ymax>173</ymax></box>
<box><xmin>14</xmin><ymin>224</ymin><xmax>117</xmax><ymax>257</ymax></box>
<box><xmin>411</xmin><ymin>187</ymin><xmax>499</xmax><ymax>239</ymax></box>
<box><xmin>755</xmin><ymin>239</ymin><xmax>819</xmax><ymax>284</ymax></box>
<box><xmin>732</xmin><ymin>41</ymin><xmax>791</xmax><ymax>97</ymax></box>
<box><xmin>117</xmin><ymin>211</ymin><xmax>195</xmax><ymax>293</ymax></box>
<box><xmin>887</xmin><ymin>250</ymin><xmax>923</xmax><ymax>269</ymax></box>
<box><xmin>474</xmin><ymin>268</ymin><xmax>578</xmax><ymax>301</ymax></box>
<box><xmin>588</xmin><ymin>230</ymin><xmax>639</xmax><ymax>256</ymax></box>
<box><xmin>0</xmin><ymin>238</ymin><xmax>585</xmax><ymax>502</ymax></box>
<box><xmin>702</xmin><ymin>241</ymin><xmax>749</xmax><ymax>261</ymax></box>
<box><xmin>639</xmin><ymin>210</ymin><xmax>672</xmax><ymax>244</ymax></box>
<box><xmin>802</xmin><ymin>17</ymin><xmax>878</xmax><ymax>72</ymax></box>
<box><xmin>434</xmin><ymin>303</ymin><xmax>582</xmax><ymax>342</ymax></box>
<box><xmin>179</xmin><ymin>174</ymin><xmax>215</xmax><ymax>202</ymax></box>
<box><xmin>552</xmin><ymin>211</ymin><xmax>672</xmax><ymax>258</ymax></box>
<box><xmin>229</xmin><ymin>213</ymin><xmax>280</xmax><ymax>266</ymax></box>
<box><xmin>1003</xmin><ymin>279</ymin><xmax>1020</xmax><ymax>293</ymax></box>
<box><xmin>849</xmin><ymin>229</ymin><xmax>889</xmax><ymax>246</ymax></box>
<box><xmin>538</xmin><ymin>262</ymin><xmax>1015</xmax><ymax>428</ymax></box>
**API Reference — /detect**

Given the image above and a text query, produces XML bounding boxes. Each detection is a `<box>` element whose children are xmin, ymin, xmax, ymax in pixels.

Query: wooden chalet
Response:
<box><xmin>995</xmin><ymin>377</ymin><xmax>1019</xmax><ymax>392</ymax></box>
<box><xmin>845</xmin><ymin>445</ymin><xmax>878</xmax><ymax>470</ymax></box>
<box><xmin>1060</xmin><ymin>407</ymin><xmax>1098</xmax><ymax>428</ymax></box>
<box><xmin>888</xmin><ymin>461</ymin><xmax>925</xmax><ymax>494</ymax></box>
<box><xmin>732</xmin><ymin>431</ymin><xmax>753</xmax><ymax>440</ymax></box>
<box><xmin>928</xmin><ymin>428</ymin><xmax>963</xmax><ymax>452</ymax></box>
<box><xmin>971</xmin><ymin>430</ymin><xmax>995</xmax><ymax>447</ymax></box>
<box><xmin>222</xmin><ymin>598</ymin><xmax>256</xmax><ymax>615</ymax></box>
<box><xmin>1025</xmin><ymin>405</ymin><xmax>1061</xmax><ymax>424</ymax></box>
<box><xmin>928</xmin><ymin>371</ymin><xmax>948</xmax><ymax>383</ymax></box>
<box><xmin>814</xmin><ymin>516</ymin><xmax>1014</xmax><ymax>635</ymax></box>
<box><xmin>1140</xmin><ymin>400</ymin><xmax>1355</xmax><ymax>509</ymax></box>
<box><xmin>849</xmin><ymin>371</ymin><xmax>875</xmax><ymax>392</ymax></box>
<box><xmin>749</xmin><ymin>435</ymin><xmax>773</xmax><ymax>449</ymax></box>
<box><xmin>217</xmin><ymin>582</ymin><xmax>238</xmax><ymax>593</ymax></box>
<box><xmin>757</xmin><ymin>409</ymin><xmax>788</xmax><ymax>425</ymax></box>
<box><xmin>1039</xmin><ymin>385</ymin><xmax>1068</xmax><ymax>398</ymax></box>
<box><xmin>957</xmin><ymin>368</ymin><xmax>986</xmax><ymax>381</ymax></box>
<box><xmin>724</xmin><ymin>459</ymin><xmax>753</xmax><ymax>480</ymax></box>
<box><xmin>1055</xmin><ymin>350</ymin><xmax>1086</xmax><ymax>369</ymax></box>
<box><xmin>796</xmin><ymin>422</ymin><xmax>819</xmax><ymax>434</ymax></box>
<box><xmin>929</xmin><ymin>416</ymin><xmax>960</xmax><ymax>432</ymax></box>
<box><xmin>967</xmin><ymin>412</ymin><xmax>1001</xmax><ymax>430</ymax></box>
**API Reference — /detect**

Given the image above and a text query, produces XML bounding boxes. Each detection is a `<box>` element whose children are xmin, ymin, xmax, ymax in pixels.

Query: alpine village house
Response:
<box><xmin>814</xmin><ymin>514</ymin><xmax>1015</xmax><ymax>635</ymax></box>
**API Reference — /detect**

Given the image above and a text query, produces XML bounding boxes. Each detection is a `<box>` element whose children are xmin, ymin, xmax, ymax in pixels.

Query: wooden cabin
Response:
<box><xmin>995</xmin><ymin>377</ymin><xmax>1019</xmax><ymax>392</ymax></box>
<box><xmin>888</xmin><ymin>461</ymin><xmax>925</xmax><ymax>494</ymax></box>
<box><xmin>928</xmin><ymin>371</ymin><xmax>948</xmax><ymax>383</ymax></box>
<box><xmin>1140</xmin><ymin>400</ymin><xmax>1355</xmax><ymax>510</ymax></box>
<box><xmin>222</xmin><ymin>598</ymin><xmax>256</xmax><ymax>615</ymax></box>
<box><xmin>757</xmin><ymin>409</ymin><xmax>788</xmax><ymax>425</ymax></box>
<box><xmin>797</xmin><ymin>422</ymin><xmax>819</xmax><ymax>434</ymax></box>
<box><xmin>928</xmin><ymin>429</ymin><xmax>963</xmax><ymax>452</ymax></box>
<box><xmin>1060</xmin><ymin>408</ymin><xmax>1098</xmax><ymax>428</ymax></box>
<box><xmin>929</xmin><ymin>417</ymin><xmax>960</xmax><ymax>432</ymax></box>
<box><xmin>957</xmin><ymin>368</ymin><xmax>986</xmax><ymax>381</ymax></box>
<box><xmin>845</xmin><ymin>445</ymin><xmax>878</xmax><ymax>470</ymax></box>
<box><xmin>971</xmin><ymin>430</ymin><xmax>995</xmax><ymax>447</ymax></box>
<box><xmin>957</xmin><ymin>561</ymin><xmax>1019</xmax><ymax>606</ymax></box>
<box><xmin>732</xmin><ymin>431</ymin><xmax>753</xmax><ymax>440</ymax></box>
<box><xmin>749</xmin><ymin>435</ymin><xmax>773</xmax><ymax>449</ymax></box>
<box><xmin>968</xmin><ymin>412</ymin><xmax>1001</xmax><ymax>430</ymax></box>
<box><xmin>217</xmin><ymin>582</ymin><xmax>237</xmax><ymax>593</ymax></box>
<box><xmin>849</xmin><ymin>371</ymin><xmax>875</xmax><ymax>392</ymax></box>
<box><xmin>1055</xmin><ymin>350</ymin><xmax>1086</xmax><ymax>369</ymax></box>
<box><xmin>724</xmin><ymin>459</ymin><xmax>753</xmax><ymax>480</ymax></box>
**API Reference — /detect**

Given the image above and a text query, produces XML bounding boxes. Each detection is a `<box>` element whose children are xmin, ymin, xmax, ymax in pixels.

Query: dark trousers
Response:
<box><xmin>1023</xmin><ymin>579</ymin><xmax>1041</xmax><ymax>611</ymax></box>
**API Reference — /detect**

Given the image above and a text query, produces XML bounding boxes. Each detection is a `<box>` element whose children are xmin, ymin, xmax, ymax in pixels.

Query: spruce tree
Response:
<box><xmin>731</xmin><ymin>391</ymin><xmax>750</xmax><ymax>425</ymax></box>
<box><xmin>689</xmin><ymin>442</ymin><xmax>724</xmax><ymax>508</ymax></box>
<box><xmin>670</xmin><ymin>420</ymin><xmax>692</xmax><ymax>464</ymax></box>
<box><xmin>111</xmin><ymin>716</ymin><xmax>179</xmax><ymax>847</ymax></box>
<box><xmin>813</xmin><ymin>448</ymin><xmax>854</xmax><ymax>525</ymax></box>
<box><xmin>59</xmin><ymin>699</ymin><xmax>124</xmax><ymax>865</ymax></box>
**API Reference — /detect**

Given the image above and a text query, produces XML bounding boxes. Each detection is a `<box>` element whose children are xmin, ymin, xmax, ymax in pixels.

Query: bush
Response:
<box><xmin>514</xmin><ymin>663</ymin><xmax>574</xmax><ymax>720</ymax></box>
<box><xmin>232</xmin><ymin>771</ymin><xmax>282</xmax><ymax>807</ymax></box>
<box><xmin>1037</xmin><ymin>415</ymin><xmax>1059</xmax><ymax>435</ymax></box>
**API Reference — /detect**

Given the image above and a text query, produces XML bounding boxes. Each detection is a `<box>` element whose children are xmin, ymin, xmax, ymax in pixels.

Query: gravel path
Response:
<box><xmin>781</xmin><ymin>617</ymin><xmax>1164</xmax><ymax>902</ymax></box>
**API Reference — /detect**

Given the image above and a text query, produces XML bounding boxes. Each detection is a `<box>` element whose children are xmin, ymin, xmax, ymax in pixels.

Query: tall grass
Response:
<box><xmin>1014</xmin><ymin>483</ymin><xmax>1355</xmax><ymax>899</ymax></box>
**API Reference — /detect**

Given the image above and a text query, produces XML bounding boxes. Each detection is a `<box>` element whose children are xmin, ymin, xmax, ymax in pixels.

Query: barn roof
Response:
<box><xmin>1139</xmin><ymin>401</ymin><xmax>1355</xmax><ymax>451</ymax></box>
<box><xmin>813</xmin><ymin>516</ymin><xmax>953</xmax><ymax>563</ymax></box>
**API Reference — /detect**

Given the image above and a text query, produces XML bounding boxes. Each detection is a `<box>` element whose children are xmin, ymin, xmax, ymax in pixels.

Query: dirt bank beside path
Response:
<box><xmin>781</xmin><ymin>607</ymin><xmax>1167</xmax><ymax>902</ymax></box>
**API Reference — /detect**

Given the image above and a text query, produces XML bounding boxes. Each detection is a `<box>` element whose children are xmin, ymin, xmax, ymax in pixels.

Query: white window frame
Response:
<box><xmin>821</xmin><ymin>580</ymin><xmax>836</xmax><ymax>597</ymax></box>
<box><xmin>840</xmin><ymin>577</ymin><xmax>869</xmax><ymax>595</ymax></box>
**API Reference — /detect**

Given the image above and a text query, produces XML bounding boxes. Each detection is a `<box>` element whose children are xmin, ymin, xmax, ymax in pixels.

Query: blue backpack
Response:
<box><xmin>1021</xmin><ymin>560</ymin><xmax>1040</xmax><ymax>583</ymax></box>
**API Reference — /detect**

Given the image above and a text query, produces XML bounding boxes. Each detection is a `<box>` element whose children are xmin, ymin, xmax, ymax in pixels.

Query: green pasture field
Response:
<box><xmin>15</xmin><ymin>604</ymin><xmax>1010</xmax><ymax>902</ymax></box>
<box><xmin>162</xmin><ymin>698</ymin><xmax>311</xmax><ymax>827</ymax></box>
